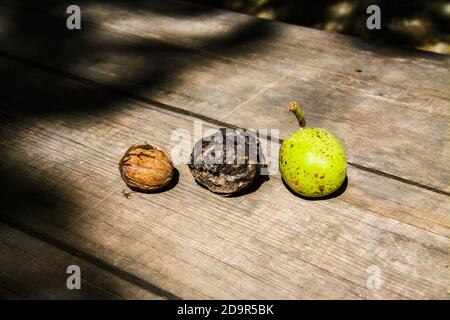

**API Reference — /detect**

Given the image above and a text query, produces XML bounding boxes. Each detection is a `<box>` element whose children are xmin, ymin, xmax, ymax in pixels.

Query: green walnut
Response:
<box><xmin>279</xmin><ymin>102</ymin><xmax>347</xmax><ymax>197</ymax></box>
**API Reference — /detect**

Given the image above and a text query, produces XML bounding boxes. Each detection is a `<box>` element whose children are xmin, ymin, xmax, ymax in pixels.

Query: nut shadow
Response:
<box><xmin>190</xmin><ymin>167</ymin><xmax>270</xmax><ymax>198</ymax></box>
<box><xmin>226</xmin><ymin>173</ymin><xmax>270</xmax><ymax>198</ymax></box>
<box><xmin>282</xmin><ymin>175</ymin><xmax>348</xmax><ymax>201</ymax></box>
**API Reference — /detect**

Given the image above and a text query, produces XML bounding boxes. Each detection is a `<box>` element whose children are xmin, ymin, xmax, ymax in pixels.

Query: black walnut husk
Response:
<box><xmin>188</xmin><ymin>128</ymin><xmax>263</xmax><ymax>195</ymax></box>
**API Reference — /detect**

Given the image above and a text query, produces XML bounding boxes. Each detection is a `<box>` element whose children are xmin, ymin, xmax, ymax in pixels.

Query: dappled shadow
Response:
<box><xmin>190</xmin><ymin>0</ymin><xmax>450</xmax><ymax>54</ymax></box>
<box><xmin>0</xmin><ymin>0</ymin><xmax>277</xmax><ymax>117</ymax></box>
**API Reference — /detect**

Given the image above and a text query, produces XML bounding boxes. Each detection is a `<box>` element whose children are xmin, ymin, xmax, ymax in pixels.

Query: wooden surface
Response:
<box><xmin>1</xmin><ymin>0</ymin><xmax>449</xmax><ymax>193</ymax></box>
<box><xmin>0</xmin><ymin>0</ymin><xmax>449</xmax><ymax>299</ymax></box>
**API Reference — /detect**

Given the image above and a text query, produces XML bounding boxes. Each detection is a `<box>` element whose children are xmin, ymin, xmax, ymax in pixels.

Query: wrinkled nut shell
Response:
<box><xmin>188</xmin><ymin>128</ymin><xmax>262</xmax><ymax>195</ymax></box>
<box><xmin>119</xmin><ymin>143</ymin><xmax>174</xmax><ymax>192</ymax></box>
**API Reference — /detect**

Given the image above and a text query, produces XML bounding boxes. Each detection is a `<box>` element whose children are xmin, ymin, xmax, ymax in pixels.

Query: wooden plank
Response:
<box><xmin>0</xmin><ymin>58</ymin><xmax>448</xmax><ymax>299</ymax></box>
<box><xmin>0</xmin><ymin>1</ymin><xmax>449</xmax><ymax>193</ymax></box>
<box><xmin>0</xmin><ymin>222</ymin><xmax>165</xmax><ymax>299</ymax></box>
<box><xmin>79</xmin><ymin>0</ymin><xmax>450</xmax><ymax>101</ymax></box>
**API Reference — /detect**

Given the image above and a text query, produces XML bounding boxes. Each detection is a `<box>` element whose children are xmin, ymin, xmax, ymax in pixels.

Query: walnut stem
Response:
<box><xmin>289</xmin><ymin>101</ymin><xmax>305</xmax><ymax>128</ymax></box>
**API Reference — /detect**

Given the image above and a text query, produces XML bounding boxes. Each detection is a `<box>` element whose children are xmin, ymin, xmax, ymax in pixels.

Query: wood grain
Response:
<box><xmin>0</xmin><ymin>0</ymin><xmax>449</xmax><ymax>193</ymax></box>
<box><xmin>0</xmin><ymin>58</ymin><xmax>448</xmax><ymax>299</ymax></box>
<box><xmin>0</xmin><ymin>222</ymin><xmax>164</xmax><ymax>299</ymax></box>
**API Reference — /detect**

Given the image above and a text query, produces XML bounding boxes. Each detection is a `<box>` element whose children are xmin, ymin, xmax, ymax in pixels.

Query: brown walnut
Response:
<box><xmin>119</xmin><ymin>143</ymin><xmax>174</xmax><ymax>192</ymax></box>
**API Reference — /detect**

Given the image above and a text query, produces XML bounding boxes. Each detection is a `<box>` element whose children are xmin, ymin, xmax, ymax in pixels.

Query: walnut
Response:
<box><xmin>188</xmin><ymin>128</ymin><xmax>263</xmax><ymax>195</ymax></box>
<box><xmin>119</xmin><ymin>143</ymin><xmax>175</xmax><ymax>192</ymax></box>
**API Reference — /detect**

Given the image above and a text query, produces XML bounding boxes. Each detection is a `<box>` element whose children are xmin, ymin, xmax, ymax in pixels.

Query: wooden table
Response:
<box><xmin>0</xmin><ymin>0</ymin><xmax>448</xmax><ymax>299</ymax></box>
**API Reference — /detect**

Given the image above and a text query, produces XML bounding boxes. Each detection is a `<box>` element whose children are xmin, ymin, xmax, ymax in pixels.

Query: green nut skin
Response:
<box><xmin>279</xmin><ymin>128</ymin><xmax>347</xmax><ymax>197</ymax></box>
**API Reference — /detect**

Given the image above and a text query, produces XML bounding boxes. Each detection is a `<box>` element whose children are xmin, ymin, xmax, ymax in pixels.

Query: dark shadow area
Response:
<box><xmin>0</xmin><ymin>166</ymin><xmax>98</xmax><ymax>299</ymax></box>
<box><xmin>0</xmin><ymin>167</ymin><xmax>69</xmax><ymax>225</ymax></box>
<box><xmin>0</xmin><ymin>221</ymin><xmax>128</xmax><ymax>300</ymax></box>
<box><xmin>282</xmin><ymin>175</ymin><xmax>348</xmax><ymax>201</ymax></box>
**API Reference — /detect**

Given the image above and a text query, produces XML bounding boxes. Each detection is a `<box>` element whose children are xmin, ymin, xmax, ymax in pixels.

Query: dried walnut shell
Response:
<box><xmin>119</xmin><ymin>143</ymin><xmax>174</xmax><ymax>192</ymax></box>
<box><xmin>188</xmin><ymin>128</ymin><xmax>262</xmax><ymax>195</ymax></box>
